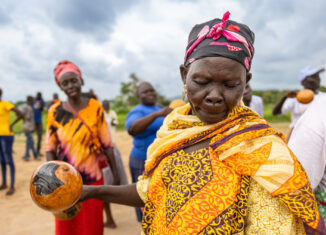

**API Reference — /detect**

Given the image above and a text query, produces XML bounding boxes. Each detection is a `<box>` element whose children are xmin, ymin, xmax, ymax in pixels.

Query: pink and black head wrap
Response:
<box><xmin>184</xmin><ymin>11</ymin><xmax>255</xmax><ymax>71</ymax></box>
<box><xmin>54</xmin><ymin>60</ymin><xmax>82</xmax><ymax>85</ymax></box>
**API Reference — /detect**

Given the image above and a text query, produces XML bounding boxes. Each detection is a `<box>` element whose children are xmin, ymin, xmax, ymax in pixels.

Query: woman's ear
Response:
<box><xmin>80</xmin><ymin>78</ymin><xmax>84</xmax><ymax>86</ymax></box>
<box><xmin>179</xmin><ymin>65</ymin><xmax>188</xmax><ymax>85</ymax></box>
<box><xmin>246</xmin><ymin>72</ymin><xmax>252</xmax><ymax>84</ymax></box>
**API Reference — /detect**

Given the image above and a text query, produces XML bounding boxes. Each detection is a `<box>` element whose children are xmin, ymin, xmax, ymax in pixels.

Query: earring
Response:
<box><xmin>182</xmin><ymin>84</ymin><xmax>187</xmax><ymax>101</ymax></box>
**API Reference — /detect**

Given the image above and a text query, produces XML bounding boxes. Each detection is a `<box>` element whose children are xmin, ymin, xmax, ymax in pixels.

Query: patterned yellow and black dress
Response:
<box><xmin>136</xmin><ymin>103</ymin><xmax>326</xmax><ymax>235</ymax></box>
<box><xmin>46</xmin><ymin>98</ymin><xmax>112</xmax><ymax>235</ymax></box>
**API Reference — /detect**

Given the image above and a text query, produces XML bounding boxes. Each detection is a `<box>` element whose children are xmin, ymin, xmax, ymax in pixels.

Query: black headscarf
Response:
<box><xmin>184</xmin><ymin>11</ymin><xmax>255</xmax><ymax>71</ymax></box>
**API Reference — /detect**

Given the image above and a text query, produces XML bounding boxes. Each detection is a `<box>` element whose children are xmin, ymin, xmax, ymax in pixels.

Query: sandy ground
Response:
<box><xmin>0</xmin><ymin>123</ymin><xmax>289</xmax><ymax>235</ymax></box>
<box><xmin>0</xmin><ymin>131</ymin><xmax>141</xmax><ymax>235</ymax></box>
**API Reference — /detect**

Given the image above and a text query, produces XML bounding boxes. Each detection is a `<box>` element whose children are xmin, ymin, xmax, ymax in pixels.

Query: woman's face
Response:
<box><xmin>59</xmin><ymin>72</ymin><xmax>83</xmax><ymax>99</ymax></box>
<box><xmin>301</xmin><ymin>73</ymin><xmax>320</xmax><ymax>92</ymax></box>
<box><xmin>137</xmin><ymin>82</ymin><xmax>157</xmax><ymax>106</ymax></box>
<box><xmin>180</xmin><ymin>57</ymin><xmax>249</xmax><ymax>124</ymax></box>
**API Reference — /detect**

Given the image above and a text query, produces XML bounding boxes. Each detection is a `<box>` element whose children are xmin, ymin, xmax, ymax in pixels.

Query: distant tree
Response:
<box><xmin>120</xmin><ymin>73</ymin><xmax>140</xmax><ymax>106</ymax></box>
<box><xmin>111</xmin><ymin>73</ymin><xmax>170</xmax><ymax>113</ymax></box>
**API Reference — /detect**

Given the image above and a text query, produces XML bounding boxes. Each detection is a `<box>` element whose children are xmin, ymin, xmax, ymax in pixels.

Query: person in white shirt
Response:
<box><xmin>243</xmin><ymin>84</ymin><xmax>264</xmax><ymax>117</ymax></box>
<box><xmin>103</xmin><ymin>100</ymin><xmax>118</xmax><ymax>141</ymax></box>
<box><xmin>288</xmin><ymin>95</ymin><xmax>326</xmax><ymax>223</ymax></box>
<box><xmin>273</xmin><ymin>65</ymin><xmax>325</xmax><ymax>141</ymax></box>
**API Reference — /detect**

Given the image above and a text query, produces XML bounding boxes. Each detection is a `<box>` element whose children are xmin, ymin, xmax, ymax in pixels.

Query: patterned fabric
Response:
<box><xmin>315</xmin><ymin>189</ymin><xmax>326</xmax><ymax>224</ymax></box>
<box><xmin>137</xmin><ymin>103</ymin><xmax>325</xmax><ymax>234</ymax></box>
<box><xmin>46</xmin><ymin>98</ymin><xmax>112</xmax><ymax>184</ymax></box>
<box><xmin>184</xmin><ymin>11</ymin><xmax>255</xmax><ymax>71</ymax></box>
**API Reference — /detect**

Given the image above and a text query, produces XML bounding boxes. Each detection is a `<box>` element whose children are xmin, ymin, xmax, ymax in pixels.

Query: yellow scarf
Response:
<box><xmin>144</xmin><ymin>103</ymin><xmax>261</xmax><ymax>175</ymax></box>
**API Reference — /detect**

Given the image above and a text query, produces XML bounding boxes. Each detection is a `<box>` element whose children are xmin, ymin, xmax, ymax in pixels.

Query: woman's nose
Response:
<box><xmin>205</xmin><ymin>88</ymin><xmax>223</xmax><ymax>105</ymax></box>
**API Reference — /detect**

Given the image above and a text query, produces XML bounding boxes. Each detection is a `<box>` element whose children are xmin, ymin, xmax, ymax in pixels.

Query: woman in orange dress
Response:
<box><xmin>46</xmin><ymin>60</ymin><xmax>119</xmax><ymax>235</ymax></box>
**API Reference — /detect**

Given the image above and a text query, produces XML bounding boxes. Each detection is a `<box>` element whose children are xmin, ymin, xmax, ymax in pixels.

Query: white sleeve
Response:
<box><xmin>257</xmin><ymin>97</ymin><xmax>264</xmax><ymax>117</ymax></box>
<box><xmin>288</xmin><ymin>106</ymin><xmax>326</xmax><ymax>189</ymax></box>
<box><xmin>281</xmin><ymin>98</ymin><xmax>295</xmax><ymax>114</ymax></box>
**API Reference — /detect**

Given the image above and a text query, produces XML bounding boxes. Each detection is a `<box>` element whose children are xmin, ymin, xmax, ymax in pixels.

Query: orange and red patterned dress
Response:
<box><xmin>136</xmin><ymin>103</ymin><xmax>326</xmax><ymax>234</ymax></box>
<box><xmin>46</xmin><ymin>98</ymin><xmax>112</xmax><ymax>235</ymax></box>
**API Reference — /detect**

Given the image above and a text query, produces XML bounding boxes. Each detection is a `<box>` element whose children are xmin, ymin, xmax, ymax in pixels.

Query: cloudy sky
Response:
<box><xmin>1</xmin><ymin>0</ymin><xmax>326</xmax><ymax>102</ymax></box>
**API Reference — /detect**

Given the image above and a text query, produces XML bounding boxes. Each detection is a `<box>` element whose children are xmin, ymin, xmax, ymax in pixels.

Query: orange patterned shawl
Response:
<box><xmin>138</xmin><ymin>103</ymin><xmax>325</xmax><ymax>234</ymax></box>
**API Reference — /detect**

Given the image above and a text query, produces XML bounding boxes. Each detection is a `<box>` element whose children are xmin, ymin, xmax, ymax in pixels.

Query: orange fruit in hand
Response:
<box><xmin>169</xmin><ymin>99</ymin><xmax>186</xmax><ymax>109</ymax></box>
<box><xmin>30</xmin><ymin>161</ymin><xmax>83</xmax><ymax>212</ymax></box>
<box><xmin>296</xmin><ymin>89</ymin><xmax>314</xmax><ymax>104</ymax></box>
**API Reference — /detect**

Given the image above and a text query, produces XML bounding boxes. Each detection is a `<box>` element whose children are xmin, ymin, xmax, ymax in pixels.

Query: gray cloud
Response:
<box><xmin>0</xmin><ymin>0</ymin><xmax>326</xmax><ymax>102</ymax></box>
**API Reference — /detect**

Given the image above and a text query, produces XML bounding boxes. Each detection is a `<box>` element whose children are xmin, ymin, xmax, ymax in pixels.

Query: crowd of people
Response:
<box><xmin>1</xmin><ymin>10</ymin><xmax>326</xmax><ymax>235</ymax></box>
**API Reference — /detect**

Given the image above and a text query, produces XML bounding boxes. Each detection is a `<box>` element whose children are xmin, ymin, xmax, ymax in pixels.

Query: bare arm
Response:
<box><xmin>10</xmin><ymin>107</ymin><xmax>23</xmax><ymax>131</ymax></box>
<box><xmin>46</xmin><ymin>151</ymin><xmax>57</xmax><ymax>161</ymax></box>
<box><xmin>272</xmin><ymin>91</ymin><xmax>296</xmax><ymax>115</ymax></box>
<box><xmin>103</xmin><ymin>147</ymin><xmax>120</xmax><ymax>185</ymax></box>
<box><xmin>80</xmin><ymin>183</ymin><xmax>144</xmax><ymax>207</ymax></box>
<box><xmin>128</xmin><ymin>107</ymin><xmax>172</xmax><ymax>136</ymax></box>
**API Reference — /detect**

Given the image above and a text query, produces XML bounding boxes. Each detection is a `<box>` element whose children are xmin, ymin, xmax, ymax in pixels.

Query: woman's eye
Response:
<box><xmin>224</xmin><ymin>83</ymin><xmax>239</xmax><ymax>88</ymax></box>
<box><xmin>194</xmin><ymin>79</ymin><xmax>209</xmax><ymax>85</ymax></box>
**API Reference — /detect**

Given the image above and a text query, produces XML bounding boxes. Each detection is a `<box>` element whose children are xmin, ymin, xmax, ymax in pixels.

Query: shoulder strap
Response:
<box><xmin>66</xmin><ymin>101</ymin><xmax>94</xmax><ymax>138</ymax></box>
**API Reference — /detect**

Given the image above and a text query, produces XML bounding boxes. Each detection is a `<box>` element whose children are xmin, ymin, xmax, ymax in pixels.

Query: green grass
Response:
<box><xmin>117</xmin><ymin>112</ymin><xmax>128</xmax><ymax>130</ymax></box>
<box><xmin>263</xmin><ymin>103</ymin><xmax>291</xmax><ymax>123</ymax></box>
<box><xmin>9</xmin><ymin>104</ymin><xmax>290</xmax><ymax>134</ymax></box>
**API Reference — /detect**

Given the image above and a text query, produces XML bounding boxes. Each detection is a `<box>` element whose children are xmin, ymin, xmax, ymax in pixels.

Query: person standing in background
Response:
<box><xmin>288</xmin><ymin>95</ymin><xmax>326</xmax><ymax>223</ymax></box>
<box><xmin>243</xmin><ymin>83</ymin><xmax>264</xmax><ymax>117</ymax></box>
<box><xmin>125</xmin><ymin>81</ymin><xmax>171</xmax><ymax>222</ymax></box>
<box><xmin>273</xmin><ymin>66</ymin><xmax>325</xmax><ymax>141</ymax></box>
<box><xmin>0</xmin><ymin>88</ymin><xmax>23</xmax><ymax>195</ymax></box>
<box><xmin>102</xmin><ymin>100</ymin><xmax>118</xmax><ymax>141</ymax></box>
<box><xmin>21</xmin><ymin>96</ymin><xmax>38</xmax><ymax>161</ymax></box>
<box><xmin>47</xmin><ymin>60</ymin><xmax>119</xmax><ymax>235</ymax></box>
<box><xmin>33</xmin><ymin>92</ymin><xmax>45</xmax><ymax>157</ymax></box>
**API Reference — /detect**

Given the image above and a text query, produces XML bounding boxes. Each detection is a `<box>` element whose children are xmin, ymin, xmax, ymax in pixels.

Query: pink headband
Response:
<box><xmin>54</xmin><ymin>60</ymin><xmax>82</xmax><ymax>85</ymax></box>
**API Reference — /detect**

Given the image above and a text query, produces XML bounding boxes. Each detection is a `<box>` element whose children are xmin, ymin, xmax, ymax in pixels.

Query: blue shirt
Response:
<box><xmin>32</xmin><ymin>99</ymin><xmax>45</xmax><ymax>124</ymax></box>
<box><xmin>126</xmin><ymin>104</ymin><xmax>164</xmax><ymax>160</ymax></box>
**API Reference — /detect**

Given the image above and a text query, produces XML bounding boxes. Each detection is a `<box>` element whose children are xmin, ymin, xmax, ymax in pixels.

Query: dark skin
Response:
<box><xmin>243</xmin><ymin>84</ymin><xmax>253</xmax><ymax>107</ymax></box>
<box><xmin>180</xmin><ymin>57</ymin><xmax>251</xmax><ymax>124</ymax></box>
<box><xmin>35</xmin><ymin>92</ymin><xmax>44</xmax><ymax>112</ymax></box>
<box><xmin>127</xmin><ymin>82</ymin><xmax>172</xmax><ymax>136</ymax></box>
<box><xmin>46</xmin><ymin>72</ymin><xmax>120</xmax><ymax>185</ymax></box>
<box><xmin>80</xmin><ymin>57</ymin><xmax>251</xmax><ymax>207</ymax></box>
<box><xmin>273</xmin><ymin>72</ymin><xmax>321</xmax><ymax>115</ymax></box>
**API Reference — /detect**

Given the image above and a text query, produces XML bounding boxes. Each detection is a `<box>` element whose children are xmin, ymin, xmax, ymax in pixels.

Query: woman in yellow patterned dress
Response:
<box><xmin>80</xmin><ymin>12</ymin><xmax>326</xmax><ymax>234</ymax></box>
<box><xmin>46</xmin><ymin>60</ymin><xmax>119</xmax><ymax>235</ymax></box>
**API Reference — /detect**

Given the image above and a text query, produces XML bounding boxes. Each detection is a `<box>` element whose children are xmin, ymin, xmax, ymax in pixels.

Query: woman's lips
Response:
<box><xmin>197</xmin><ymin>107</ymin><xmax>226</xmax><ymax>116</ymax></box>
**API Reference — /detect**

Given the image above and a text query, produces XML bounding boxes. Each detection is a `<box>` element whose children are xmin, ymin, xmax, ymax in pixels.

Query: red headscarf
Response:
<box><xmin>54</xmin><ymin>60</ymin><xmax>82</xmax><ymax>85</ymax></box>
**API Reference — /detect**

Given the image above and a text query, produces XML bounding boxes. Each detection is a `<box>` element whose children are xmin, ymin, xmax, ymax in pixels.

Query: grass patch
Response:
<box><xmin>263</xmin><ymin>103</ymin><xmax>291</xmax><ymax>123</ymax></box>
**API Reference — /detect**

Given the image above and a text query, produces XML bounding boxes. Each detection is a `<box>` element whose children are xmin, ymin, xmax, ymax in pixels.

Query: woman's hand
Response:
<box><xmin>155</xmin><ymin>107</ymin><xmax>172</xmax><ymax>117</ymax></box>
